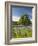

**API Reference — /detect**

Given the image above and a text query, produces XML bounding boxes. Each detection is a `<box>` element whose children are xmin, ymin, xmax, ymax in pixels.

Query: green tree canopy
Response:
<box><xmin>18</xmin><ymin>14</ymin><xmax>31</xmax><ymax>25</ymax></box>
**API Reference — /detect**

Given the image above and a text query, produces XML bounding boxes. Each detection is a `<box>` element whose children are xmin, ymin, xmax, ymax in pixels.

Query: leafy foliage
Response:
<box><xmin>17</xmin><ymin>14</ymin><xmax>31</xmax><ymax>25</ymax></box>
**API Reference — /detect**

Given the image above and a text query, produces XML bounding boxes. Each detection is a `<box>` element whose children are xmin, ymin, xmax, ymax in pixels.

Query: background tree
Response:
<box><xmin>18</xmin><ymin>14</ymin><xmax>31</xmax><ymax>25</ymax></box>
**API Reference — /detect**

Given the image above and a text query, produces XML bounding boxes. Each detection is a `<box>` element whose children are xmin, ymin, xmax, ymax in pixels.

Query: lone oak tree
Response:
<box><xmin>18</xmin><ymin>14</ymin><xmax>31</xmax><ymax>25</ymax></box>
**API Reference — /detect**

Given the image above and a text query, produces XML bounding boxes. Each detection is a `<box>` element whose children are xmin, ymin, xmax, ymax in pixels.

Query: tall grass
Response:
<box><xmin>11</xmin><ymin>26</ymin><xmax>32</xmax><ymax>38</ymax></box>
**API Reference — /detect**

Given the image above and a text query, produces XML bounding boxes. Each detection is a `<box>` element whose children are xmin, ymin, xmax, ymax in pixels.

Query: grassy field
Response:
<box><xmin>11</xmin><ymin>25</ymin><xmax>32</xmax><ymax>38</ymax></box>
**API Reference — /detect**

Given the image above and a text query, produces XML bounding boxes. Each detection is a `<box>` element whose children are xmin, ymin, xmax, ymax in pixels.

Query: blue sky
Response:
<box><xmin>11</xmin><ymin>6</ymin><xmax>32</xmax><ymax>21</ymax></box>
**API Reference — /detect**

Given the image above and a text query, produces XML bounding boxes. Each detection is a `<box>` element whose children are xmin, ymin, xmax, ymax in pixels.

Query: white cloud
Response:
<box><xmin>12</xmin><ymin>16</ymin><xmax>32</xmax><ymax>22</ymax></box>
<box><xmin>12</xmin><ymin>16</ymin><xmax>20</xmax><ymax>21</ymax></box>
<box><xmin>30</xmin><ymin>19</ymin><xmax>32</xmax><ymax>21</ymax></box>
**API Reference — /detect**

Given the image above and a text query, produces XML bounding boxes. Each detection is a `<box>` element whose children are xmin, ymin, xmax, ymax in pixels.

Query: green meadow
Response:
<box><xmin>11</xmin><ymin>26</ymin><xmax>32</xmax><ymax>38</ymax></box>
